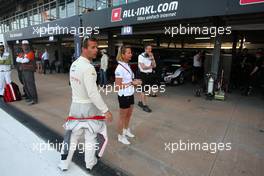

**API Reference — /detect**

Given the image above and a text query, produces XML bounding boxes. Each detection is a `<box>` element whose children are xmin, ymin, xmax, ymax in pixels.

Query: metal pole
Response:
<box><xmin>56</xmin><ymin>0</ymin><xmax>59</xmax><ymax>19</ymax></box>
<box><xmin>75</xmin><ymin>0</ymin><xmax>79</xmax><ymax>15</ymax></box>
<box><xmin>65</xmin><ymin>0</ymin><xmax>67</xmax><ymax>17</ymax></box>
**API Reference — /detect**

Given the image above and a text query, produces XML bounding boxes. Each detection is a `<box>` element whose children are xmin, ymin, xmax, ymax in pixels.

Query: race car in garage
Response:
<box><xmin>160</xmin><ymin>56</ymin><xmax>192</xmax><ymax>85</ymax></box>
<box><xmin>163</xmin><ymin>63</ymin><xmax>185</xmax><ymax>85</ymax></box>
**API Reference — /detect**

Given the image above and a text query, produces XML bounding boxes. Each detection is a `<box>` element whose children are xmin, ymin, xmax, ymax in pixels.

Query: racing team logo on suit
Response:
<box><xmin>111</xmin><ymin>8</ymin><xmax>122</xmax><ymax>22</ymax></box>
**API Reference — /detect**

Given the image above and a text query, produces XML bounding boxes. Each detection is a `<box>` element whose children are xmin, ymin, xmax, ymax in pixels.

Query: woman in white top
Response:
<box><xmin>115</xmin><ymin>46</ymin><xmax>142</xmax><ymax>145</ymax></box>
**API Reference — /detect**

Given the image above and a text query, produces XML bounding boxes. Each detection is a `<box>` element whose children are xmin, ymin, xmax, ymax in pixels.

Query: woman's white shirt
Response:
<box><xmin>115</xmin><ymin>61</ymin><xmax>135</xmax><ymax>96</ymax></box>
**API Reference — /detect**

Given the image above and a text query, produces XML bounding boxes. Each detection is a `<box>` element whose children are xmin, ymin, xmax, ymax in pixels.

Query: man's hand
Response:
<box><xmin>148</xmin><ymin>52</ymin><xmax>154</xmax><ymax>58</ymax></box>
<box><xmin>104</xmin><ymin>111</ymin><xmax>113</xmax><ymax>123</ymax></box>
<box><xmin>132</xmin><ymin>79</ymin><xmax>142</xmax><ymax>86</ymax></box>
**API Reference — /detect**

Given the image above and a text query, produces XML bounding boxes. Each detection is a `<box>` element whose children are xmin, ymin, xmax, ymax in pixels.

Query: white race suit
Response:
<box><xmin>59</xmin><ymin>56</ymin><xmax>109</xmax><ymax>170</ymax></box>
<box><xmin>0</xmin><ymin>52</ymin><xmax>11</xmax><ymax>96</ymax></box>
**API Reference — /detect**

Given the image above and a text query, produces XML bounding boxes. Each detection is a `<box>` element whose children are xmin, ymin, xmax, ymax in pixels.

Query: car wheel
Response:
<box><xmin>179</xmin><ymin>73</ymin><xmax>185</xmax><ymax>84</ymax></box>
<box><xmin>171</xmin><ymin>79</ymin><xmax>178</xmax><ymax>85</ymax></box>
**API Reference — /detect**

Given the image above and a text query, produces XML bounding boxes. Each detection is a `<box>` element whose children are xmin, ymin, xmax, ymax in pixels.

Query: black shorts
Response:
<box><xmin>140</xmin><ymin>72</ymin><xmax>154</xmax><ymax>92</ymax></box>
<box><xmin>118</xmin><ymin>95</ymin><xmax>134</xmax><ymax>109</ymax></box>
<box><xmin>193</xmin><ymin>67</ymin><xmax>203</xmax><ymax>80</ymax></box>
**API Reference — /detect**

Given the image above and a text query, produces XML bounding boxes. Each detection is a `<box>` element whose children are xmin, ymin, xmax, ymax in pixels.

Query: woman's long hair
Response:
<box><xmin>116</xmin><ymin>45</ymin><xmax>131</xmax><ymax>62</ymax></box>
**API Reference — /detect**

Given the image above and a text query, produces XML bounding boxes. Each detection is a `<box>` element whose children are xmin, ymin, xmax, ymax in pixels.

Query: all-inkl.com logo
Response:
<box><xmin>111</xmin><ymin>7</ymin><xmax>122</xmax><ymax>22</ymax></box>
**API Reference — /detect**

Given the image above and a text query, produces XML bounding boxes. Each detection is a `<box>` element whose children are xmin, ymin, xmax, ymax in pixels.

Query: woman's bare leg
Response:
<box><xmin>125</xmin><ymin>106</ymin><xmax>133</xmax><ymax>129</ymax></box>
<box><xmin>118</xmin><ymin>108</ymin><xmax>128</xmax><ymax>135</ymax></box>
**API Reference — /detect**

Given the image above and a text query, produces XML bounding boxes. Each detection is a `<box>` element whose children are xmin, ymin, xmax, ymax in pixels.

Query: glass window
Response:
<box><xmin>59</xmin><ymin>0</ymin><xmax>67</xmax><ymax>18</ymax></box>
<box><xmin>67</xmin><ymin>0</ymin><xmax>75</xmax><ymax>17</ymax></box>
<box><xmin>96</xmin><ymin>0</ymin><xmax>107</xmax><ymax>10</ymax></box>
<box><xmin>86</xmin><ymin>0</ymin><xmax>96</xmax><ymax>10</ymax></box>
<box><xmin>29</xmin><ymin>14</ymin><xmax>33</xmax><ymax>26</ymax></box>
<box><xmin>113</xmin><ymin>0</ymin><xmax>138</xmax><ymax>6</ymax></box>
<box><xmin>33</xmin><ymin>14</ymin><xmax>40</xmax><ymax>25</ymax></box>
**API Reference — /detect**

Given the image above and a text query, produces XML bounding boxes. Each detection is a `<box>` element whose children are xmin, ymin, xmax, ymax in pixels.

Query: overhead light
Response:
<box><xmin>172</xmin><ymin>64</ymin><xmax>181</xmax><ymax>67</ymax></box>
<box><xmin>195</xmin><ymin>37</ymin><xmax>211</xmax><ymax>40</ymax></box>
<box><xmin>143</xmin><ymin>39</ymin><xmax>154</xmax><ymax>42</ymax></box>
<box><xmin>49</xmin><ymin>36</ymin><xmax>54</xmax><ymax>41</ymax></box>
<box><xmin>98</xmin><ymin>45</ymin><xmax>108</xmax><ymax>48</ymax></box>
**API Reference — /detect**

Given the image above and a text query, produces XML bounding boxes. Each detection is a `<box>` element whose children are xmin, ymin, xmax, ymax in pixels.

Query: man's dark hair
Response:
<box><xmin>82</xmin><ymin>37</ymin><xmax>97</xmax><ymax>49</ymax></box>
<box><xmin>144</xmin><ymin>44</ymin><xmax>152</xmax><ymax>49</ymax></box>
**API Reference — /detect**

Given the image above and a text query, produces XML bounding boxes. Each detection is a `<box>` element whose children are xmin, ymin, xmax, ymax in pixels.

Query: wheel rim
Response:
<box><xmin>179</xmin><ymin>74</ymin><xmax>184</xmax><ymax>83</ymax></box>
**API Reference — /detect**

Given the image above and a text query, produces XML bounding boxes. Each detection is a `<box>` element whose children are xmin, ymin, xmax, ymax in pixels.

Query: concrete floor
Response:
<box><xmin>9</xmin><ymin>70</ymin><xmax>264</xmax><ymax>176</ymax></box>
<box><xmin>0</xmin><ymin>108</ymin><xmax>90</xmax><ymax>176</ymax></box>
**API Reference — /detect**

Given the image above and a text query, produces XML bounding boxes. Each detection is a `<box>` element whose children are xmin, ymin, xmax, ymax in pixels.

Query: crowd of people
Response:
<box><xmin>231</xmin><ymin>48</ymin><xmax>264</xmax><ymax>96</ymax></box>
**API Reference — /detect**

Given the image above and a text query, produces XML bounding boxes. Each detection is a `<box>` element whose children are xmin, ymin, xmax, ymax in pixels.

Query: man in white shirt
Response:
<box><xmin>192</xmin><ymin>51</ymin><xmax>203</xmax><ymax>84</ymax></box>
<box><xmin>100</xmin><ymin>49</ymin><xmax>108</xmax><ymax>87</ymax></box>
<box><xmin>42</xmin><ymin>48</ymin><xmax>51</xmax><ymax>74</ymax></box>
<box><xmin>58</xmin><ymin>37</ymin><xmax>113</xmax><ymax>172</ymax></box>
<box><xmin>0</xmin><ymin>43</ymin><xmax>12</xmax><ymax>98</ymax></box>
<box><xmin>137</xmin><ymin>45</ymin><xmax>156</xmax><ymax>113</ymax></box>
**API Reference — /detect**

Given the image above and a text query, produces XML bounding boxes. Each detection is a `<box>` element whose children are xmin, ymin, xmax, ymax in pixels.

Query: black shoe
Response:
<box><xmin>22</xmin><ymin>94</ymin><xmax>27</xmax><ymax>98</ymax></box>
<box><xmin>27</xmin><ymin>101</ymin><xmax>37</xmax><ymax>105</ymax></box>
<box><xmin>150</xmin><ymin>94</ymin><xmax>157</xmax><ymax>97</ymax></box>
<box><xmin>25</xmin><ymin>99</ymin><xmax>32</xmax><ymax>102</ymax></box>
<box><xmin>138</xmin><ymin>101</ymin><xmax>144</xmax><ymax>108</ymax></box>
<box><xmin>143</xmin><ymin>105</ymin><xmax>152</xmax><ymax>113</ymax></box>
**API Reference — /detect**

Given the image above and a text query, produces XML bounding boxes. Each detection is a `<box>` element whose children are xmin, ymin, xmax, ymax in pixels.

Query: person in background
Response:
<box><xmin>35</xmin><ymin>48</ymin><xmax>42</xmax><ymax>74</ymax></box>
<box><xmin>244</xmin><ymin>49</ymin><xmax>264</xmax><ymax>96</ymax></box>
<box><xmin>192</xmin><ymin>50</ymin><xmax>203</xmax><ymax>84</ymax></box>
<box><xmin>100</xmin><ymin>49</ymin><xmax>109</xmax><ymax>87</ymax></box>
<box><xmin>42</xmin><ymin>48</ymin><xmax>51</xmax><ymax>74</ymax></box>
<box><xmin>0</xmin><ymin>43</ymin><xmax>12</xmax><ymax>98</ymax></box>
<box><xmin>115</xmin><ymin>45</ymin><xmax>142</xmax><ymax>145</ymax></box>
<box><xmin>16</xmin><ymin>40</ymin><xmax>38</xmax><ymax>105</ymax></box>
<box><xmin>137</xmin><ymin>45</ymin><xmax>156</xmax><ymax>113</ymax></box>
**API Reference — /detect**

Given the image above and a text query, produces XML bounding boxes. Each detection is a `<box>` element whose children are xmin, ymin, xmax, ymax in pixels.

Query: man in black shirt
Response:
<box><xmin>244</xmin><ymin>49</ymin><xmax>264</xmax><ymax>96</ymax></box>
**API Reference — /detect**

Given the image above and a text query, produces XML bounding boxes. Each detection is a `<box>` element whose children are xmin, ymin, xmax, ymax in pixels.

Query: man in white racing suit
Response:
<box><xmin>58</xmin><ymin>37</ymin><xmax>113</xmax><ymax>171</ymax></box>
<box><xmin>0</xmin><ymin>43</ymin><xmax>12</xmax><ymax>98</ymax></box>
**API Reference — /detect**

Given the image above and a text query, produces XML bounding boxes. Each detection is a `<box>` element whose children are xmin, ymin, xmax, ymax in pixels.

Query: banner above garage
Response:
<box><xmin>82</xmin><ymin>0</ymin><xmax>264</xmax><ymax>29</ymax></box>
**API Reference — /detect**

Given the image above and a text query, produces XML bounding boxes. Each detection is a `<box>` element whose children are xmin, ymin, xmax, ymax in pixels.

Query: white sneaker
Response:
<box><xmin>118</xmin><ymin>134</ymin><xmax>130</xmax><ymax>145</ymax></box>
<box><xmin>58</xmin><ymin>161</ymin><xmax>69</xmax><ymax>171</ymax></box>
<box><xmin>123</xmin><ymin>128</ymin><xmax>135</xmax><ymax>138</ymax></box>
